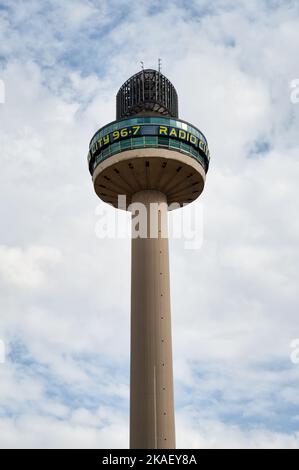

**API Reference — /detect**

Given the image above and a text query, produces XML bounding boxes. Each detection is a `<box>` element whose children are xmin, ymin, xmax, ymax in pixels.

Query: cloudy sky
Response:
<box><xmin>0</xmin><ymin>0</ymin><xmax>299</xmax><ymax>448</ymax></box>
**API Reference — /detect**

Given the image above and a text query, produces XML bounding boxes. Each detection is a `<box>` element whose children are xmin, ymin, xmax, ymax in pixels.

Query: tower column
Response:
<box><xmin>130</xmin><ymin>190</ymin><xmax>176</xmax><ymax>449</ymax></box>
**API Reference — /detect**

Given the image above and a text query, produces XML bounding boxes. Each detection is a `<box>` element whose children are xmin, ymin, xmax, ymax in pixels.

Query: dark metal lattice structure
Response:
<box><xmin>116</xmin><ymin>69</ymin><xmax>179</xmax><ymax>120</ymax></box>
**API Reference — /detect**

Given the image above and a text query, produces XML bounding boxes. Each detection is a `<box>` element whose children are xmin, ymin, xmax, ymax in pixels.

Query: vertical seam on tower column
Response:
<box><xmin>158</xmin><ymin>208</ymin><xmax>165</xmax><ymax>447</ymax></box>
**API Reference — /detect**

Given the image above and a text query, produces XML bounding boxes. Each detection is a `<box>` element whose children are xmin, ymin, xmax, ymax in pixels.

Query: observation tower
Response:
<box><xmin>87</xmin><ymin>68</ymin><xmax>210</xmax><ymax>448</ymax></box>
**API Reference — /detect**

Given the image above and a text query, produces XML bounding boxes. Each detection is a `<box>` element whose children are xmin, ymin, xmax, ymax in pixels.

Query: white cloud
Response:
<box><xmin>0</xmin><ymin>245</ymin><xmax>61</xmax><ymax>289</ymax></box>
<box><xmin>176</xmin><ymin>411</ymin><xmax>299</xmax><ymax>449</ymax></box>
<box><xmin>0</xmin><ymin>407</ymin><xmax>128</xmax><ymax>448</ymax></box>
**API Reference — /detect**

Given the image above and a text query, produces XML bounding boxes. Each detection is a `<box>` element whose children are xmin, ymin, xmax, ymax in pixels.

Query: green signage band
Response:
<box><xmin>89</xmin><ymin>123</ymin><xmax>210</xmax><ymax>174</ymax></box>
<box><xmin>90</xmin><ymin>124</ymin><xmax>209</xmax><ymax>158</ymax></box>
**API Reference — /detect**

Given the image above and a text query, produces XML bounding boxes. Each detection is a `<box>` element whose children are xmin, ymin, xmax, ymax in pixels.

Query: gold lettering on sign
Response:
<box><xmin>190</xmin><ymin>135</ymin><xmax>197</xmax><ymax>145</ymax></box>
<box><xmin>159</xmin><ymin>126</ymin><xmax>168</xmax><ymax>135</ymax></box>
<box><xmin>169</xmin><ymin>128</ymin><xmax>178</xmax><ymax>138</ymax></box>
<box><xmin>178</xmin><ymin>130</ymin><xmax>186</xmax><ymax>140</ymax></box>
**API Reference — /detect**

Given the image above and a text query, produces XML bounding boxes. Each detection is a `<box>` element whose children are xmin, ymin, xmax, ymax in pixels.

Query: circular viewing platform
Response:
<box><xmin>88</xmin><ymin>116</ymin><xmax>210</xmax><ymax>210</ymax></box>
<box><xmin>88</xmin><ymin>116</ymin><xmax>210</xmax><ymax>177</ymax></box>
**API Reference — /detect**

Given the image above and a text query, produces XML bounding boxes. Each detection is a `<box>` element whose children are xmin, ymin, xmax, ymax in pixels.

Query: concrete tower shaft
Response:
<box><xmin>130</xmin><ymin>190</ymin><xmax>175</xmax><ymax>448</ymax></box>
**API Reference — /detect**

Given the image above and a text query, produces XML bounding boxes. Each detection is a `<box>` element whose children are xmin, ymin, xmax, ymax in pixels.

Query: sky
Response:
<box><xmin>0</xmin><ymin>0</ymin><xmax>299</xmax><ymax>448</ymax></box>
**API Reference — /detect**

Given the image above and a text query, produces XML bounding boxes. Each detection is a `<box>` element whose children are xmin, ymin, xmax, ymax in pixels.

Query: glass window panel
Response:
<box><xmin>144</xmin><ymin>136</ymin><xmax>157</xmax><ymax>146</ymax></box>
<box><xmin>197</xmin><ymin>155</ymin><xmax>205</xmax><ymax>167</ymax></box>
<box><xmin>102</xmin><ymin>147</ymin><xmax>110</xmax><ymax>158</ymax></box>
<box><xmin>180</xmin><ymin>142</ymin><xmax>189</xmax><ymax>152</ymax></box>
<box><xmin>110</xmin><ymin>142</ymin><xmax>120</xmax><ymax>154</ymax></box>
<box><xmin>120</xmin><ymin>140</ymin><xmax>132</xmax><ymax>149</ymax></box>
<box><xmin>142</xmin><ymin>125</ymin><xmax>156</xmax><ymax>135</ymax></box>
<box><xmin>150</xmin><ymin>117</ymin><xmax>163</xmax><ymax>124</ymax></box>
<box><xmin>97</xmin><ymin>153</ymin><xmax>104</xmax><ymax>164</ymax></box>
<box><xmin>158</xmin><ymin>137</ymin><xmax>169</xmax><ymax>147</ymax></box>
<box><xmin>169</xmin><ymin>138</ymin><xmax>180</xmax><ymax>149</ymax></box>
<box><xmin>132</xmin><ymin>137</ymin><xmax>144</xmax><ymax>147</ymax></box>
